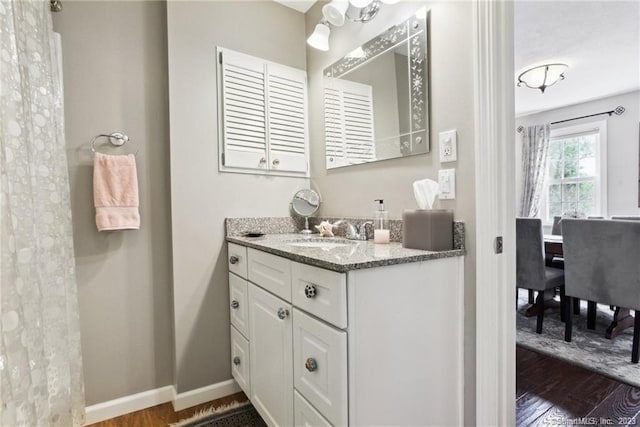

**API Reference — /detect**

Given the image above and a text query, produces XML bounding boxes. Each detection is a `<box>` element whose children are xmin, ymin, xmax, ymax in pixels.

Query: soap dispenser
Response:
<box><xmin>374</xmin><ymin>199</ymin><xmax>390</xmax><ymax>244</ymax></box>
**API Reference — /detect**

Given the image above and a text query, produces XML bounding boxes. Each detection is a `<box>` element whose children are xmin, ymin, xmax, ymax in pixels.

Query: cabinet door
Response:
<box><xmin>248</xmin><ymin>283</ymin><xmax>293</xmax><ymax>427</ymax></box>
<box><xmin>229</xmin><ymin>273</ymin><xmax>249</xmax><ymax>337</ymax></box>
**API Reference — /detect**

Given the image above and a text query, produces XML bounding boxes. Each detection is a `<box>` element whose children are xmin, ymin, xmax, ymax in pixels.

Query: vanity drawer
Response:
<box><xmin>230</xmin><ymin>325</ymin><xmax>250</xmax><ymax>398</ymax></box>
<box><xmin>229</xmin><ymin>273</ymin><xmax>249</xmax><ymax>337</ymax></box>
<box><xmin>228</xmin><ymin>243</ymin><xmax>248</xmax><ymax>279</ymax></box>
<box><xmin>294</xmin><ymin>390</ymin><xmax>332</xmax><ymax>427</ymax></box>
<box><xmin>293</xmin><ymin>309</ymin><xmax>347</xmax><ymax>427</ymax></box>
<box><xmin>248</xmin><ymin>248</ymin><xmax>292</xmax><ymax>302</ymax></box>
<box><xmin>292</xmin><ymin>261</ymin><xmax>347</xmax><ymax>329</ymax></box>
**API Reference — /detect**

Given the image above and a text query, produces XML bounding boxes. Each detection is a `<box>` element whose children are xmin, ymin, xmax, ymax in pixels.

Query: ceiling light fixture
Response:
<box><xmin>517</xmin><ymin>63</ymin><xmax>568</xmax><ymax>93</ymax></box>
<box><xmin>308</xmin><ymin>0</ymin><xmax>397</xmax><ymax>51</ymax></box>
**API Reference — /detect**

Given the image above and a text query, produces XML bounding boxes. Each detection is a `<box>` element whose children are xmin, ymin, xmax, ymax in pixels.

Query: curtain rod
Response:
<box><xmin>517</xmin><ymin>105</ymin><xmax>626</xmax><ymax>133</ymax></box>
<box><xmin>50</xmin><ymin>0</ymin><xmax>62</xmax><ymax>12</ymax></box>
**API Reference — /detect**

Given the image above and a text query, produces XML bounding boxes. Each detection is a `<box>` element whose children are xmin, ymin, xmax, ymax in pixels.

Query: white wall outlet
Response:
<box><xmin>438</xmin><ymin>169</ymin><xmax>456</xmax><ymax>200</ymax></box>
<box><xmin>439</xmin><ymin>130</ymin><xmax>457</xmax><ymax>163</ymax></box>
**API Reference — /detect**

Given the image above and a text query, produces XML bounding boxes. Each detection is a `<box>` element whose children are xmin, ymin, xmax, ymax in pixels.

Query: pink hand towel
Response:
<box><xmin>93</xmin><ymin>152</ymin><xmax>140</xmax><ymax>231</ymax></box>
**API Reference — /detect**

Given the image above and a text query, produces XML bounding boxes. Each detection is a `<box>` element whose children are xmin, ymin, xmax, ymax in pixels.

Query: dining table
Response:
<box><xmin>542</xmin><ymin>234</ymin><xmax>635</xmax><ymax>339</ymax></box>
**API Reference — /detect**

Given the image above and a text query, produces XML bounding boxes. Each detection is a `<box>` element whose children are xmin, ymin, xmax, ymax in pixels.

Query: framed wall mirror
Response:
<box><xmin>323</xmin><ymin>8</ymin><xmax>429</xmax><ymax>169</ymax></box>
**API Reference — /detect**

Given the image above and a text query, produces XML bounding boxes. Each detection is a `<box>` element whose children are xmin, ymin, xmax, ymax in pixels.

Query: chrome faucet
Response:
<box><xmin>332</xmin><ymin>220</ymin><xmax>373</xmax><ymax>241</ymax></box>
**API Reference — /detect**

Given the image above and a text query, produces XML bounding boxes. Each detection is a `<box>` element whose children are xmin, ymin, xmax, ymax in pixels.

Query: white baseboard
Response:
<box><xmin>85</xmin><ymin>385</ymin><xmax>174</xmax><ymax>425</ymax></box>
<box><xmin>172</xmin><ymin>379</ymin><xmax>241</xmax><ymax>412</ymax></box>
<box><xmin>84</xmin><ymin>379</ymin><xmax>241</xmax><ymax>425</ymax></box>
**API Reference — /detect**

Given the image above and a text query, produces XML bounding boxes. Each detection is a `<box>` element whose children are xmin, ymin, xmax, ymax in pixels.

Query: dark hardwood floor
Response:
<box><xmin>89</xmin><ymin>349</ymin><xmax>639</xmax><ymax>427</ymax></box>
<box><xmin>87</xmin><ymin>391</ymin><xmax>248</xmax><ymax>427</ymax></box>
<box><xmin>517</xmin><ymin>346</ymin><xmax>640</xmax><ymax>426</ymax></box>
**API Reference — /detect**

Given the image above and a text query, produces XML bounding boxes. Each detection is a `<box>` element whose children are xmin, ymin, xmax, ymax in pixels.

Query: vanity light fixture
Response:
<box><xmin>517</xmin><ymin>63</ymin><xmax>568</xmax><ymax>93</ymax></box>
<box><xmin>307</xmin><ymin>20</ymin><xmax>331</xmax><ymax>51</ymax></box>
<box><xmin>308</xmin><ymin>0</ymin><xmax>399</xmax><ymax>51</ymax></box>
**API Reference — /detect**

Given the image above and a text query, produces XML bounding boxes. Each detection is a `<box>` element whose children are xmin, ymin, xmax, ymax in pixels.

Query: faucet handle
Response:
<box><xmin>356</xmin><ymin>221</ymin><xmax>374</xmax><ymax>240</ymax></box>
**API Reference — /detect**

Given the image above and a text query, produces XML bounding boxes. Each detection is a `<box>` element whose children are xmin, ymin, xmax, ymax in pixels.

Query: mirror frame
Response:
<box><xmin>324</xmin><ymin>8</ymin><xmax>429</xmax><ymax>169</ymax></box>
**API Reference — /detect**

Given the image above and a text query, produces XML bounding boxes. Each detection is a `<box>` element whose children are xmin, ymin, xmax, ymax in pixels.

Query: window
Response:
<box><xmin>541</xmin><ymin>120</ymin><xmax>607</xmax><ymax>223</ymax></box>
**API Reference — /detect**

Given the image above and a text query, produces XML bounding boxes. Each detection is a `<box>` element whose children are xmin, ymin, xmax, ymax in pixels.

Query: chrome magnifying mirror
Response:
<box><xmin>291</xmin><ymin>189</ymin><xmax>321</xmax><ymax>234</ymax></box>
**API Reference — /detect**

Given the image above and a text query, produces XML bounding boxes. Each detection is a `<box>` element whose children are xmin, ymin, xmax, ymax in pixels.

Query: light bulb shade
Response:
<box><xmin>517</xmin><ymin>63</ymin><xmax>568</xmax><ymax>93</ymax></box>
<box><xmin>323</xmin><ymin>0</ymin><xmax>349</xmax><ymax>26</ymax></box>
<box><xmin>307</xmin><ymin>22</ymin><xmax>330</xmax><ymax>51</ymax></box>
<box><xmin>349</xmin><ymin>0</ymin><xmax>374</xmax><ymax>8</ymax></box>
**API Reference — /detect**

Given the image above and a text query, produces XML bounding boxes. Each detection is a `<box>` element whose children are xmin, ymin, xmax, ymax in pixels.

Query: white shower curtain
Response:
<box><xmin>1</xmin><ymin>1</ymin><xmax>85</xmax><ymax>425</ymax></box>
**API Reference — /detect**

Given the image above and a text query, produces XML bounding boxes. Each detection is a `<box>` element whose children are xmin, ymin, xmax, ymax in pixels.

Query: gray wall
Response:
<box><xmin>516</xmin><ymin>90</ymin><xmax>640</xmax><ymax>217</ymax></box>
<box><xmin>166</xmin><ymin>1</ymin><xmax>309</xmax><ymax>392</ymax></box>
<box><xmin>52</xmin><ymin>1</ymin><xmax>173</xmax><ymax>405</ymax></box>
<box><xmin>305</xmin><ymin>2</ymin><xmax>477</xmax><ymax>423</ymax></box>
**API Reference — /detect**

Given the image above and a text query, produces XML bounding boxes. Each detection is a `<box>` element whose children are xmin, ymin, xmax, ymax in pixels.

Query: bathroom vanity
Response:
<box><xmin>226</xmin><ymin>232</ymin><xmax>465</xmax><ymax>427</ymax></box>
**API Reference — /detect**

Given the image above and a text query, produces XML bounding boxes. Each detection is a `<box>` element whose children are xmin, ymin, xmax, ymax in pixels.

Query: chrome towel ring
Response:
<box><xmin>90</xmin><ymin>132</ymin><xmax>138</xmax><ymax>155</ymax></box>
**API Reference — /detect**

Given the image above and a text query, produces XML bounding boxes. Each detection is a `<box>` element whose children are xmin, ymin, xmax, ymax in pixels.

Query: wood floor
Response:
<box><xmin>87</xmin><ymin>391</ymin><xmax>248</xmax><ymax>427</ymax></box>
<box><xmin>517</xmin><ymin>346</ymin><xmax>640</xmax><ymax>426</ymax></box>
<box><xmin>90</xmin><ymin>350</ymin><xmax>639</xmax><ymax>427</ymax></box>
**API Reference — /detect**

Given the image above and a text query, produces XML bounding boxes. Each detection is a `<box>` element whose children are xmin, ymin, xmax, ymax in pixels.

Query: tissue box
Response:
<box><xmin>402</xmin><ymin>209</ymin><xmax>453</xmax><ymax>251</ymax></box>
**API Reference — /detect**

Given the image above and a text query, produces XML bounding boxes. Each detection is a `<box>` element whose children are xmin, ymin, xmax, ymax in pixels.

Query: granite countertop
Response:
<box><xmin>226</xmin><ymin>233</ymin><xmax>465</xmax><ymax>273</ymax></box>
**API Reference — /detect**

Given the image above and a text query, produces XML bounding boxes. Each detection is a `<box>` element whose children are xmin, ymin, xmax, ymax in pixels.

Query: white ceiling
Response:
<box><xmin>515</xmin><ymin>1</ymin><xmax>640</xmax><ymax>116</ymax></box>
<box><xmin>273</xmin><ymin>0</ymin><xmax>316</xmax><ymax>13</ymax></box>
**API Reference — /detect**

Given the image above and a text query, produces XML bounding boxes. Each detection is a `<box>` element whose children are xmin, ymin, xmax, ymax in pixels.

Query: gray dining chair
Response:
<box><xmin>517</xmin><ymin>218</ymin><xmax>566</xmax><ymax>333</ymax></box>
<box><xmin>562</xmin><ymin>219</ymin><xmax>640</xmax><ymax>363</ymax></box>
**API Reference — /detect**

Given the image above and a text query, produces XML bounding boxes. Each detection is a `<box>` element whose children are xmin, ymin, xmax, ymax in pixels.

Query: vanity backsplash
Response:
<box><xmin>225</xmin><ymin>216</ymin><xmax>465</xmax><ymax>251</ymax></box>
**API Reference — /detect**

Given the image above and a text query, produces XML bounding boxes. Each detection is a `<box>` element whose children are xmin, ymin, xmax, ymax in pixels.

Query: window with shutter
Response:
<box><xmin>218</xmin><ymin>47</ymin><xmax>309</xmax><ymax>176</ymax></box>
<box><xmin>323</xmin><ymin>78</ymin><xmax>375</xmax><ymax>168</ymax></box>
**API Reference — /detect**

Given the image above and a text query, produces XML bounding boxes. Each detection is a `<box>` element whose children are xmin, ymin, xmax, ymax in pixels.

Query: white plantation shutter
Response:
<box><xmin>220</xmin><ymin>49</ymin><xmax>267</xmax><ymax>169</ymax></box>
<box><xmin>324</xmin><ymin>78</ymin><xmax>375</xmax><ymax>168</ymax></box>
<box><xmin>267</xmin><ymin>63</ymin><xmax>308</xmax><ymax>173</ymax></box>
<box><xmin>219</xmin><ymin>48</ymin><xmax>308</xmax><ymax>174</ymax></box>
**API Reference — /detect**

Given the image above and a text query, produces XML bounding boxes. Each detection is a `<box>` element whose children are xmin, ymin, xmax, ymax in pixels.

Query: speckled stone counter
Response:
<box><xmin>226</xmin><ymin>233</ymin><xmax>464</xmax><ymax>273</ymax></box>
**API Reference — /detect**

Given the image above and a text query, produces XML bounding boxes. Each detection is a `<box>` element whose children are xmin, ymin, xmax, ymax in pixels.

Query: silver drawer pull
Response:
<box><xmin>272</xmin><ymin>158</ymin><xmax>280</xmax><ymax>167</ymax></box>
<box><xmin>229</xmin><ymin>256</ymin><xmax>239</xmax><ymax>265</ymax></box>
<box><xmin>304</xmin><ymin>284</ymin><xmax>317</xmax><ymax>299</ymax></box>
<box><xmin>305</xmin><ymin>357</ymin><xmax>317</xmax><ymax>372</ymax></box>
<box><xmin>277</xmin><ymin>307</ymin><xmax>289</xmax><ymax>320</ymax></box>
<box><xmin>233</xmin><ymin>356</ymin><xmax>241</xmax><ymax>366</ymax></box>
<box><xmin>231</xmin><ymin>300</ymin><xmax>239</xmax><ymax>309</ymax></box>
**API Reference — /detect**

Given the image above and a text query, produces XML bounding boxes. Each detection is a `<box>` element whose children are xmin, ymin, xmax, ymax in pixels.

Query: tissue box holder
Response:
<box><xmin>402</xmin><ymin>209</ymin><xmax>453</xmax><ymax>251</ymax></box>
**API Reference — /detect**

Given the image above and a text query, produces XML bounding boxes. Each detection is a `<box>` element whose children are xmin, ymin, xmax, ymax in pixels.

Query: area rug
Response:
<box><xmin>170</xmin><ymin>401</ymin><xmax>266</xmax><ymax>427</ymax></box>
<box><xmin>516</xmin><ymin>290</ymin><xmax>640</xmax><ymax>388</ymax></box>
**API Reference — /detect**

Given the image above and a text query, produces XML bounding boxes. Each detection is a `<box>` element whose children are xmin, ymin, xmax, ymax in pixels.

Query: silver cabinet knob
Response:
<box><xmin>277</xmin><ymin>307</ymin><xmax>289</xmax><ymax>320</ymax></box>
<box><xmin>305</xmin><ymin>357</ymin><xmax>317</xmax><ymax>372</ymax></box>
<box><xmin>259</xmin><ymin>157</ymin><xmax>266</xmax><ymax>167</ymax></box>
<box><xmin>272</xmin><ymin>158</ymin><xmax>280</xmax><ymax>167</ymax></box>
<box><xmin>231</xmin><ymin>300</ymin><xmax>239</xmax><ymax>309</ymax></box>
<box><xmin>233</xmin><ymin>356</ymin><xmax>241</xmax><ymax>366</ymax></box>
<box><xmin>229</xmin><ymin>256</ymin><xmax>239</xmax><ymax>265</ymax></box>
<box><xmin>304</xmin><ymin>284</ymin><xmax>317</xmax><ymax>299</ymax></box>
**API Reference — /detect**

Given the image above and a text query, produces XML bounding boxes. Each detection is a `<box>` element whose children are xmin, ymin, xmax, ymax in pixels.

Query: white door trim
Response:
<box><xmin>473</xmin><ymin>1</ymin><xmax>516</xmax><ymax>425</ymax></box>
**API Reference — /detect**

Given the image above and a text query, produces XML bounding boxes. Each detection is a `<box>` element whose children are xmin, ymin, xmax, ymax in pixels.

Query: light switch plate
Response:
<box><xmin>439</xmin><ymin>130</ymin><xmax>457</xmax><ymax>163</ymax></box>
<box><xmin>438</xmin><ymin>169</ymin><xmax>456</xmax><ymax>200</ymax></box>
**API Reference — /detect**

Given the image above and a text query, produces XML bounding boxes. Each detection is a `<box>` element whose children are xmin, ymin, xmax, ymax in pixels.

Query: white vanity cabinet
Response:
<box><xmin>227</xmin><ymin>241</ymin><xmax>465</xmax><ymax>427</ymax></box>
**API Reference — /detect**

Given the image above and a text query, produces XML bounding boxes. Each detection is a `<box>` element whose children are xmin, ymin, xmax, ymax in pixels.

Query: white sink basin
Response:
<box><xmin>287</xmin><ymin>241</ymin><xmax>351</xmax><ymax>249</ymax></box>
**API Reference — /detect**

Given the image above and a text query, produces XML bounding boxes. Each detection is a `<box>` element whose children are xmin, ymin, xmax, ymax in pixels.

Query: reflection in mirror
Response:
<box><xmin>324</xmin><ymin>8</ymin><xmax>429</xmax><ymax>169</ymax></box>
<box><xmin>291</xmin><ymin>189</ymin><xmax>320</xmax><ymax>234</ymax></box>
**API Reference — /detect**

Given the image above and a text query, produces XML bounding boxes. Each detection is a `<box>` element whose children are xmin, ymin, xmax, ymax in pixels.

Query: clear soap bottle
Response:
<box><xmin>374</xmin><ymin>199</ymin><xmax>390</xmax><ymax>244</ymax></box>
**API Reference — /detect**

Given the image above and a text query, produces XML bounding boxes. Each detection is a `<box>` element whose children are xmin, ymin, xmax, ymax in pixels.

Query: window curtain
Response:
<box><xmin>519</xmin><ymin>124</ymin><xmax>551</xmax><ymax>217</ymax></box>
<box><xmin>1</xmin><ymin>1</ymin><xmax>85</xmax><ymax>425</ymax></box>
